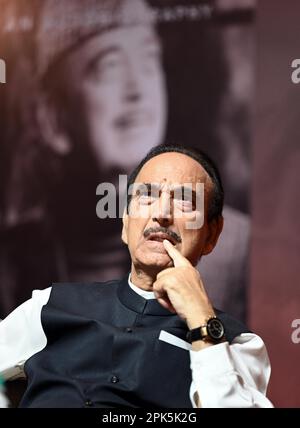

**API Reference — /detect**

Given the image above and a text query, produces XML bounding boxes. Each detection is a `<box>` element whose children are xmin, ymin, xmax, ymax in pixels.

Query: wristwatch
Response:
<box><xmin>186</xmin><ymin>316</ymin><xmax>225</xmax><ymax>343</ymax></box>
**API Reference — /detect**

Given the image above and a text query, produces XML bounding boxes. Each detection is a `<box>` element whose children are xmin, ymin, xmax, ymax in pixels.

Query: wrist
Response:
<box><xmin>186</xmin><ymin>310</ymin><xmax>216</xmax><ymax>330</ymax></box>
<box><xmin>191</xmin><ymin>339</ymin><xmax>214</xmax><ymax>351</ymax></box>
<box><xmin>186</xmin><ymin>315</ymin><xmax>225</xmax><ymax>346</ymax></box>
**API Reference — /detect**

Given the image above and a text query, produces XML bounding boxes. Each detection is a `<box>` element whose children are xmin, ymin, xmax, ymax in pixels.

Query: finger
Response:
<box><xmin>153</xmin><ymin>285</ymin><xmax>177</xmax><ymax>313</ymax></box>
<box><xmin>156</xmin><ymin>296</ymin><xmax>176</xmax><ymax>314</ymax></box>
<box><xmin>156</xmin><ymin>267</ymin><xmax>175</xmax><ymax>280</ymax></box>
<box><xmin>163</xmin><ymin>239</ymin><xmax>191</xmax><ymax>268</ymax></box>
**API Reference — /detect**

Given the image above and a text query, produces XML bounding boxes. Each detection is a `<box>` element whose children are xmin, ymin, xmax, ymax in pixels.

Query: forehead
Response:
<box><xmin>66</xmin><ymin>24</ymin><xmax>159</xmax><ymax>66</ymax></box>
<box><xmin>91</xmin><ymin>24</ymin><xmax>158</xmax><ymax>49</ymax></box>
<box><xmin>135</xmin><ymin>152</ymin><xmax>210</xmax><ymax>186</ymax></box>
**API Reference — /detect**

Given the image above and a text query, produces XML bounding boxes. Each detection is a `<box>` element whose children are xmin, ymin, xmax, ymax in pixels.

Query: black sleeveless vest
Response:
<box><xmin>20</xmin><ymin>277</ymin><xmax>249</xmax><ymax>408</ymax></box>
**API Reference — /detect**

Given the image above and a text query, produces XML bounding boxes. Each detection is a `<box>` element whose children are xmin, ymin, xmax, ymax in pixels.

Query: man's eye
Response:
<box><xmin>176</xmin><ymin>200</ymin><xmax>194</xmax><ymax>211</ymax></box>
<box><xmin>136</xmin><ymin>191</ymin><xmax>156</xmax><ymax>204</ymax></box>
<box><xmin>139</xmin><ymin>191</ymin><xmax>151</xmax><ymax>198</ymax></box>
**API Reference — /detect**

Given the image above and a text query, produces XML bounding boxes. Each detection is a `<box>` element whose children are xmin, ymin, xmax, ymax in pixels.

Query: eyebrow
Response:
<box><xmin>135</xmin><ymin>183</ymin><xmax>198</xmax><ymax>200</ymax></box>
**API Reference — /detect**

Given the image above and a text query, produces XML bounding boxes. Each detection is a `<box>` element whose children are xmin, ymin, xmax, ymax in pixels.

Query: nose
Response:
<box><xmin>152</xmin><ymin>191</ymin><xmax>174</xmax><ymax>227</ymax></box>
<box><xmin>123</xmin><ymin>57</ymin><xmax>145</xmax><ymax>103</ymax></box>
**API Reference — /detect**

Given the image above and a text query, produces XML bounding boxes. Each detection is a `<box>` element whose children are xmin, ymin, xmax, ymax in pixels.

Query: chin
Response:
<box><xmin>138</xmin><ymin>256</ymin><xmax>173</xmax><ymax>271</ymax></box>
<box><xmin>134</xmin><ymin>246</ymin><xmax>173</xmax><ymax>270</ymax></box>
<box><xmin>120</xmin><ymin>131</ymin><xmax>158</xmax><ymax>156</ymax></box>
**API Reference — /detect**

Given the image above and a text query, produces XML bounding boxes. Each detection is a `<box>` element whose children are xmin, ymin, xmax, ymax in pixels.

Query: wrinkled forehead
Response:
<box><xmin>135</xmin><ymin>153</ymin><xmax>212</xmax><ymax>190</ymax></box>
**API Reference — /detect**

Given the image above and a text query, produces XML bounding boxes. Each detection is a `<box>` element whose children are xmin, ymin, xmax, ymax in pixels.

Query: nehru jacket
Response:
<box><xmin>0</xmin><ymin>277</ymin><xmax>273</xmax><ymax>407</ymax></box>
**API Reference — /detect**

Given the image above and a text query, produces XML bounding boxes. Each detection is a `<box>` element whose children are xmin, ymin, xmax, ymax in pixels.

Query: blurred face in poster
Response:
<box><xmin>65</xmin><ymin>24</ymin><xmax>166</xmax><ymax>172</ymax></box>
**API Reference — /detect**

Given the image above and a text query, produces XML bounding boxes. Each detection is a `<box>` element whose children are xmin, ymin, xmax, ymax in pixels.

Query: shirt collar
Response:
<box><xmin>128</xmin><ymin>274</ymin><xmax>156</xmax><ymax>300</ymax></box>
<box><xmin>117</xmin><ymin>274</ymin><xmax>174</xmax><ymax>316</ymax></box>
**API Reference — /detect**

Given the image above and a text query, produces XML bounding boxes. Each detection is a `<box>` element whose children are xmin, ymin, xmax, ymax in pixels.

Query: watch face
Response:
<box><xmin>207</xmin><ymin>318</ymin><xmax>225</xmax><ymax>341</ymax></box>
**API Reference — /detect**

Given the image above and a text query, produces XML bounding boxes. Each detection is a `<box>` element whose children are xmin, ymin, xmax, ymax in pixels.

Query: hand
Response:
<box><xmin>153</xmin><ymin>240</ymin><xmax>215</xmax><ymax>330</ymax></box>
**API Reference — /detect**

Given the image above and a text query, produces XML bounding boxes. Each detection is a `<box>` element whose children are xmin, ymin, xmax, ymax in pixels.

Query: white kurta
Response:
<box><xmin>0</xmin><ymin>280</ymin><xmax>273</xmax><ymax>408</ymax></box>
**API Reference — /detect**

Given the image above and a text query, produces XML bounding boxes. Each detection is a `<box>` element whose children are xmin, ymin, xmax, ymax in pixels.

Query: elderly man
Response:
<box><xmin>0</xmin><ymin>145</ymin><xmax>272</xmax><ymax>408</ymax></box>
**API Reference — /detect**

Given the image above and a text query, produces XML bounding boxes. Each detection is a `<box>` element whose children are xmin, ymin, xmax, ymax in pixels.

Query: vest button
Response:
<box><xmin>125</xmin><ymin>328</ymin><xmax>133</xmax><ymax>333</ymax></box>
<box><xmin>111</xmin><ymin>375</ymin><xmax>119</xmax><ymax>384</ymax></box>
<box><xmin>85</xmin><ymin>400</ymin><xmax>93</xmax><ymax>407</ymax></box>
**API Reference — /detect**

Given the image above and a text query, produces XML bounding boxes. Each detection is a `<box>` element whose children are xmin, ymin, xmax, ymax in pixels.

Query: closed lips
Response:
<box><xmin>146</xmin><ymin>233</ymin><xmax>176</xmax><ymax>245</ymax></box>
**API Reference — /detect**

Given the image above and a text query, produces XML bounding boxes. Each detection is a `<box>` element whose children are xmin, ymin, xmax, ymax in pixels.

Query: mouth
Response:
<box><xmin>114</xmin><ymin>110</ymin><xmax>151</xmax><ymax>131</ymax></box>
<box><xmin>145</xmin><ymin>232</ymin><xmax>178</xmax><ymax>246</ymax></box>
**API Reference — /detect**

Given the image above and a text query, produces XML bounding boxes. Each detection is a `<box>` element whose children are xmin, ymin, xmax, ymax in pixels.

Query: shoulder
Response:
<box><xmin>31</xmin><ymin>287</ymin><xmax>52</xmax><ymax>304</ymax></box>
<box><xmin>45</xmin><ymin>279</ymin><xmax>123</xmax><ymax>312</ymax></box>
<box><xmin>49</xmin><ymin>279</ymin><xmax>121</xmax><ymax>297</ymax></box>
<box><xmin>37</xmin><ymin>278</ymin><xmax>127</xmax><ymax>325</ymax></box>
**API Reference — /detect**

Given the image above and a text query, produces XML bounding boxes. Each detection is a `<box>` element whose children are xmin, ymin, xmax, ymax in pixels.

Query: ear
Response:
<box><xmin>121</xmin><ymin>208</ymin><xmax>129</xmax><ymax>245</ymax></box>
<box><xmin>37</xmin><ymin>93</ymin><xmax>72</xmax><ymax>155</ymax></box>
<box><xmin>202</xmin><ymin>216</ymin><xmax>224</xmax><ymax>256</ymax></box>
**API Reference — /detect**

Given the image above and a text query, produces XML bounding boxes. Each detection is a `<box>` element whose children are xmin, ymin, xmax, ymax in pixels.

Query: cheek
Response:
<box><xmin>181</xmin><ymin>230</ymin><xmax>205</xmax><ymax>258</ymax></box>
<box><xmin>149</xmin><ymin>75</ymin><xmax>167</xmax><ymax>119</ymax></box>
<box><xmin>82</xmin><ymin>82</ymin><xmax>120</xmax><ymax>123</ymax></box>
<box><xmin>177</xmin><ymin>210</ymin><xmax>205</xmax><ymax>234</ymax></box>
<box><xmin>126</xmin><ymin>218</ymin><xmax>146</xmax><ymax>248</ymax></box>
<box><xmin>80</xmin><ymin>85</ymin><xmax>122</xmax><ymax>157</ymax></box>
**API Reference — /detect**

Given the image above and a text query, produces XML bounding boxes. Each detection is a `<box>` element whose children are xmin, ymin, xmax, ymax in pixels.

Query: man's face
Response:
<box><xmin>62</xmin><ymin>24</ymin><xmax>167</xmax><ymax>173</ymax></box>
<box><xmin>122</xmin><ymin>152</ymin><xmax>222</xmax><ymax>272</ymax></box>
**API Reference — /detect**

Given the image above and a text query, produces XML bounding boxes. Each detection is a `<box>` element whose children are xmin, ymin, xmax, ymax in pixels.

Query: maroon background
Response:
<box><xmin>251</xmin><ymin>0</ymin><xmax>300</xmax><ymax>407</ymax></box>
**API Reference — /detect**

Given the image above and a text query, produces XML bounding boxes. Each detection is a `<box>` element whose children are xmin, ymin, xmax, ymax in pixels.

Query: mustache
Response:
<box><xmin>143</xmin><ymin>227</ymin><xmax>182</xmax><ymax>243</ymax></box>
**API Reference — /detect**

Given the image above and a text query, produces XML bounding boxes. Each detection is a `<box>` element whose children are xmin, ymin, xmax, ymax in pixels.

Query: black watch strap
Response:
<box><xmin>186</xmin><ymin>328</ymin><xmax>204</xmax><ymax>343</ymax></box>
<box><xmin>186</xmin><ymin>317</ymin><xmax>225</xmax><ymax>343</ymax></box>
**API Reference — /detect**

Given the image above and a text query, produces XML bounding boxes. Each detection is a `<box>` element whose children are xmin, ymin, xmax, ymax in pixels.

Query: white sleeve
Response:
<box><xmin>189</xmin><ymin>333</ymin><xmax>274</xmax><ymax>408</ymax></box>
<box><xmin>0</xmin><ymin>288</ymin><xmax>52</xmax><ymax>381</ymax></box>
